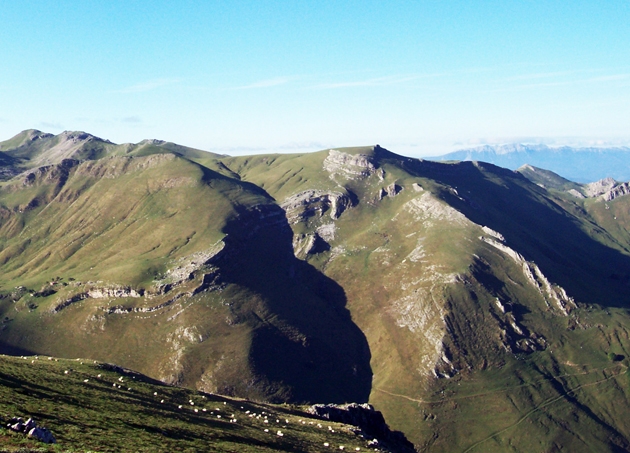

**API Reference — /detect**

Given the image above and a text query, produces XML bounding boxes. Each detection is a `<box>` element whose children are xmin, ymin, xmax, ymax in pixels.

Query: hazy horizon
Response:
<box><xmin>2</xmin><ymin>1</ymin><xmax>629</xmax><ymax>158</ymax></box>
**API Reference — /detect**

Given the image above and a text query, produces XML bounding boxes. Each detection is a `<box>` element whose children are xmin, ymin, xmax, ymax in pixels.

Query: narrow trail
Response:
<box><xmin>461</xmin><ymin>365</ymin><xmax>627</xmax><ymax>453</ymax></box>
<box><xmin>373</xmin><ymin>364</ymin><xmax>624</xmax><ymax>406</ymax></box>
<box><xmin>374</xmin><ymin>387</ymin><xmax>427</xmax><ymax>404</ymax></box>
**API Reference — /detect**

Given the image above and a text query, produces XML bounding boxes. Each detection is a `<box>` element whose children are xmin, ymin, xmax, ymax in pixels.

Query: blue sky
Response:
<box><xmin>1</xmin><ymin>1</ymin><xmax>629</xmax><ymax>156</ymax></box>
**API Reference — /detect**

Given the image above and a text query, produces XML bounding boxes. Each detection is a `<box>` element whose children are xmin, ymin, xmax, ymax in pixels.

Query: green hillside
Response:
<box><xmin>0</xmin><ymin>354</ymin><xmax>401</xmax><ymax>452</ymax></box>
<box><xmin>2</xmin><ymin>131</ymin><xmax>630</xmax><ymax>451</ymax></box>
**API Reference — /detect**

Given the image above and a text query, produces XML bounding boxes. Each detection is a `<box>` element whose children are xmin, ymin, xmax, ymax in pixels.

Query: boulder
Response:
<box><xmin>28</xmin><ymin>426</ymin><xmax>56</xmax><ymax>443</ymax></box>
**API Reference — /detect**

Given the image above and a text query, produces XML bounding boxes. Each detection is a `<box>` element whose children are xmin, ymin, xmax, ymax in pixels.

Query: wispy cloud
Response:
<box><xmin>505</xmin><ymin>70</ymin><xmax>576</xmax><ymax>81</ymax></box>
<box><xmin>233</xmin><ymin>77</ymin><xmax>292</xmax><ymax>90</ymax></box>
<box><xmin>587</xmin><ymin>74</ymin><xmax>630</xmax><ymax>82</ymax></box>
<box><xmin>113</xmin><ymin>78</ymin><xmax>180</xmax><ymax>93</ymax></box>
<box><xmin>121</xmin><ymin>116</ymin><xmax>142</xmax><ymax>123</ymax></box>
<box><xmin>486</xmin><ymin>69</ymin><xmax>630</xmax><ymax>93</ymax></box>
<box><xmin>38</xmin><ymin>121</ymin><xmax>64</xmax><ymax>130</ymax></box>
<box><xmin>315</xmin><ymin>74</ymin><xmax>422</xmax><ymax>89</ymax></box>
<box><xmin>204</xmin><ymin>141</ymin><xmax>332</xmax><ymax>156</ymax></box>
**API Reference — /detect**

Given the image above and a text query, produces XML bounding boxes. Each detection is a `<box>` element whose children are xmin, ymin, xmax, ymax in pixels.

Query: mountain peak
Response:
<box><xmin>57</xmin><ymin>130</ymin><xmax>112</xmax><ymax>145</ymax></box>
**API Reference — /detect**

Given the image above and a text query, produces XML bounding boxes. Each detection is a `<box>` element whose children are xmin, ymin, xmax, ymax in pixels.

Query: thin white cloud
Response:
<box><xmin>121</xmin><ymin>116</ymin><xmax>142</xmax><ymax>123</ymax></box>
<box><xmin>505</xmin><ymin>71</ymin><xmax>577</xmax><ymax>81</ymax></box>
<box><xmin>38</xmin><ymin>121</ymin><xmax>64</xmax><ymax>130</ymax></box>
<box><xmin>233</xmin><ymin>77</ymin><xmax>292</xmax><ymax>90</ymax></box>
<box><xmin>587</xmin><ymin>74</ymin><xmax>630</xmax><ymax>82</ymax></box>
<box><xmin>113</xmin><ymin>78</ymin><xmax>180</xmax><ymax>93</ymax></box>
<box><xmin>490</xmin><ymin>72</ymin><xmax>630</xmax><ymax>92</ymax></box>
<box><xmin>315</xmin><ymin>74</ymin><xmax>422</xmax><ymax>89</ymax></box>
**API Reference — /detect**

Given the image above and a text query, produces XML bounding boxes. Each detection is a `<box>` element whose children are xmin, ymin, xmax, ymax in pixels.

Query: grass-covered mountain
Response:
<box><xmin>2</xmin><ymin>130</ymin><xmax>630</xmax><ymax>451</ymax></box>
<box><xmin>429</xmin><ymin>143</ymin><xmax>630</xmax><ymax>182</ymax></box>
<box><xmin>0</xmin><ymin>354</ymin><xmax>411</xmax><ymax>452</ymax></box>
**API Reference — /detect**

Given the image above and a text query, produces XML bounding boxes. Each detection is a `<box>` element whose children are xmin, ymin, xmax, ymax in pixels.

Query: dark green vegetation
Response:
<box><xmin>0</xmin><ymin>354</ymin><xmax>380</xmax><ymax>452</ymax></box>
<box><xmin>2</xmin><ymin>130</ymin><xmax>630</xmax><ymax>451</ymax></box>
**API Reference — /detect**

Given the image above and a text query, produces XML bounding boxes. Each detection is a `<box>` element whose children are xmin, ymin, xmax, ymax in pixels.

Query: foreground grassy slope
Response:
<box><xmin>0</xmin><ymin>354</ymin><xmax>381</xmax><ymax>452</ymax></box>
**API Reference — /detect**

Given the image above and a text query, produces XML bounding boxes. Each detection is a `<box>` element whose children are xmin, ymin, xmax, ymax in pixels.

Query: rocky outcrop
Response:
<box><xmin>602</xmin><ymin>182</ymin><xmax>630</xmax><ymax>201</ymax></box>
<box><xmin>480</xmin><ymin>230</ymin><xmax>576</xmax><ymax>315</ymax></box>
<box><xmin>323</xmin><ymin>149</ymin><xmax>377</xmax><ymax>180</ymax></box>
<box><xmin>584</xmin><ymin>177</ymin><xmax>617</xmax><ymax>197</ymax></box>
<box><xmin>281</xmin><ymin>190</ymin><xmax>354</xmax><ymax>224</ymax></box>
<box><xmin>52</xmin><ymin>292</ymin><xmax>89</xmax><ymax>312</ymax></box>
<box><xmin>52</xmin><ymin>286</ymin><xmax>143</xmax><ymax>312</ymax></box>
<box><xmin>308</xmin><ymin>403</ymin><xmax>415</xmax><ymax>453</ymax></box>
<box><xmin>156</xmin><ymin>242</ymin><xmax>226</xmax><ymax>291</ymax></box>
<box><xmin>7</xmin><ymin>417</ymin><xmax>56</xmax><ymax>444</ymax></box>
<box><xmin>87</xmin><ymin>287</ymin><xmax>142</xmax><ymax>299</ymax></box>
<box><xmin>378</xmin><ymin>183</ymin><xmax>402</xmax><ymax>200</ymax></box>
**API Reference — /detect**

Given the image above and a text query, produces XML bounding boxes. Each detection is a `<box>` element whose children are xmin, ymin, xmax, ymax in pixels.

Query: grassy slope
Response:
<box><xmin>221</xmin><ymin>147</ymin><xmax>630</xmax><ymax>451</ymax></box>
<box><xmin>0</xmin><ymin>354</ymin><xmax>375</xmax><ymax>453</ymax></box>
<box><xmin>0</xmin><ymin>130</ymin><xmax>225</xmax><ymax>176</ymax></box>
<box><xmin>0</xmin><ymin>154</ymin><xmax>249</xmax><ymax>287</ymax></box>
<box><xmin>0</xmin><ymin>149</ymin><xmax>372</xmax><ymax>407</ymax></box>
<box><xmin>516</xmin><ymin>164</ymin><xmax>583</xmax><ymax>193</ymax></box>
<box><xmin>0</xmin><ymin>152</ymin><xmax>271</xmax><ymax>400</ymax></box>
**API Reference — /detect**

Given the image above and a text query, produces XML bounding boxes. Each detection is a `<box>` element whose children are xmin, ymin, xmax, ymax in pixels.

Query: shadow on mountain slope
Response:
<box><xmin>408</xmin><ymin>159</ymin><xmax>630</xmax><ymax>308</ymax></box>
<box><xmin>0</xmin><ymin>342</ymin><xmax>37</xmax><ymax>357</ymax></box>
<box><xmin>217</xmin><ymin>203</ymin><xmax>373</xmax><ymax>404</ymax></box>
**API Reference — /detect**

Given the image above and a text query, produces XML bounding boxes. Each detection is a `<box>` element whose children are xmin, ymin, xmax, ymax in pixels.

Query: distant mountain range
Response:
<box><xmin>428</xmin><ymin>143</ymin><xmax>630</xmax><ymax>183</ymax></box>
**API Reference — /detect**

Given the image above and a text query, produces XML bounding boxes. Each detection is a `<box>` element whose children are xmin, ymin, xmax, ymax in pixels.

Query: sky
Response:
<box><xmin>1</xmin><ymin>0</ymin><xmax>630</xmax><ymax>157</ymax></box>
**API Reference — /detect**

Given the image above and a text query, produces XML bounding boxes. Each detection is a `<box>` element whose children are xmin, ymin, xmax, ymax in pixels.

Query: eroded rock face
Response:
<box><xmin>323</xmin><ymin>149</ymin><xmax>377</xmax><ymax>180</ymax></box>
<box><xmin>87</xmin><ymin>287</ymin><xmax>142</xmax><ymax>299</ymax></box>
<box><xmin>479</xmin><ymin>230</ymin><xmax>576</xmax><ymax>316</ymax></box>
<box><xmin>584</xmin><ymin>177</ymin><xmax>617</xmax><ymax>197</ymax></box>
<box><xmin>602</xmin><ymin>182</ymin><xmax>630</xmax><ymax>201</ymax></box>
<box><xmin>281</xmin><ymin>190</ymin><xmax>353</xmax><ymax>224</ymax></box>
<box><xmin>282</xmin><ymin>190</ymin><xmax>353</xmax><ymax>258</ymax></box>
<box><xmin>378</xmin><ymin>183</ymin><xmax>402</xmax><ymax>200</ymax></box>
<box><xmin>308</xmin><ymin>403</ymin><xmax>415</xmax><ymax>453</ymax></box>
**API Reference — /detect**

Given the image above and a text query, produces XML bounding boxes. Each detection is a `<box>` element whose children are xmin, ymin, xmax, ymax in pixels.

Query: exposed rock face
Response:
<box><xmin>52</xmin><ymin>286</ymin><xmax>143</xmax><ymax>312</ymax></box>
<box><xmin>308</xmin><ymin>403</ymin><xmax>415</xmax><ymax>453</ymax></box>
<box><xmin>282</xmin><ymin>190</ymin><xmax>352</xmax><ymax>257</ymax></box>
<box><xmin>401</xmin><ymin>192</ymin><xmax>469</xmax><ymax>227</ymax></box>
<box><xmin>378</xmin><ymin>183</ymin><xmax>402</xmax><ymax>200</ymax></box>
<box><xmin>87</xmin><ymin>287</ymin><xmax>142</xmax><ymax>299</ymax></box>
<box><xmin>584</xmin><ymin>177</ymin><xmax>617</xmax><ymax>197</ymax></box>
<box><xmin>157</xmin><ymin>242</ymin><xmax>226</xmax><ymax>290</ymax></box>
<box><xmin>323</xmin><ymin>149</ymin><xmax>377</xmax><ymax>180</ymax></box>
<box><xmin>479</xmin><ymin>229</ymin><xmax>576</xmax><ymax>315</ymax></box>
<box><xmin>602</xmin><ymin>182</ymin><xmax>630</xmax><ymax>201</ymax></box>
<box><xmin>7</xmin><ymin>417</ymin><xmax>56</xmax><ymax>444</ymax></box>
<box><xmin>281</xmin><ymin>190</ymin><xmax>353</xmax><ymax>224</ymax></box>
<box><xmin>567</xmin><ymin>188</ymin><xmax>585</xmax><ymax>199</ymax></box>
